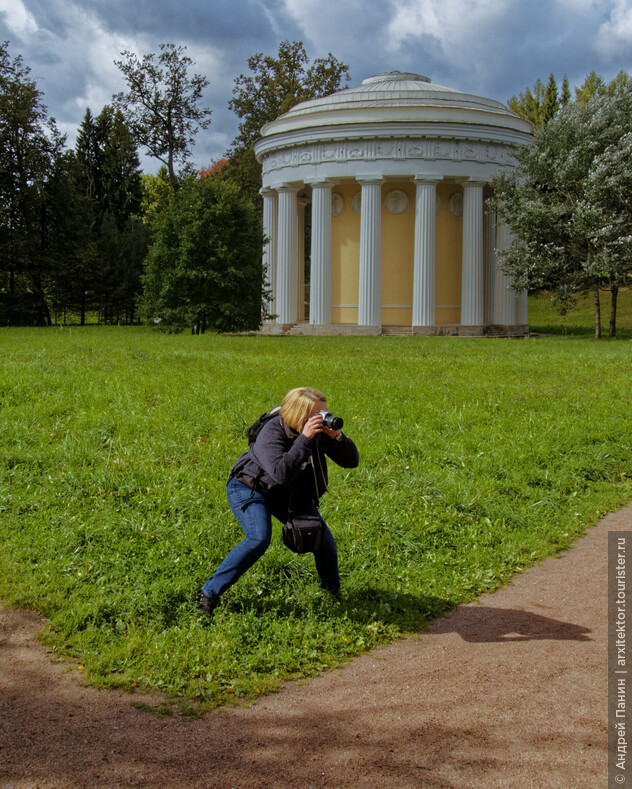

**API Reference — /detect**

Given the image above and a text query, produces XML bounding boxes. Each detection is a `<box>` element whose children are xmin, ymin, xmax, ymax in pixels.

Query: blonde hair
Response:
<box><xmin>280</xmin><ymin>387</ymin><xmax>326</xmax><ymax>431</ymax></box>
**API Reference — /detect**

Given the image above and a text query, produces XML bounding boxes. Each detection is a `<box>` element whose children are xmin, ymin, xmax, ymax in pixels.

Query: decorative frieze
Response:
<box><xmin>262</xmin><ymin>138</ymin><xmax>516</xmax><ymax>177</ymax></box>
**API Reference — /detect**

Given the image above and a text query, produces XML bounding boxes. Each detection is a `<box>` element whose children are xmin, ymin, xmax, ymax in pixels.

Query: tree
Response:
<box><xmin>142</xmin><ymin>175</ymin><xmax>265</xmax><ymax>333</ymax></box>
<box><xmin>0</xmin><ymin>41</ymin><xmax>64</xmax><ymax>325</ymax></box>
<box><xmin>42</xmin><ymin>150</ymin><xmax>96</xmax><ymax>325</ymax></box>
<box><xmin>560</xmin><ymin>76</ymin><xmax>572</xmax><ymax>108</ymax></box>
<box><xmin>574</xmin><ymin>131</ymin><xmax>632</xmax><ymax>336</ymax></box>
<box><xmin>113</xmin><ymin>43</ymin><xmax>212</xmax><ymax>189</ymax></box>
<box><xmin>508</xmin><ymin>74</ymin><xmax>563</xmax><ymax>127</ymax></box>
<box><xmin>224</xmin><ymin>41</ymin><xmax>349</xmax><ymax>204</ymax></box>
<box><xmin>140</xmin><ymin>166</ymin><xmax>173</xmax><ymax>230</ymax></box>
<box><xmin>75</xmin><ymin>104</ymin><xmax>146</xmax><ymax>323</ymax></box>
<box><xmin>492</xmin><ymin>87</ymin><xmax>632</xmax><ymax>338</ymax></box>
<box><xmin>541</xmin><ymin>74</ymin><xmax>560</xmax><ymax>125</ymax></box>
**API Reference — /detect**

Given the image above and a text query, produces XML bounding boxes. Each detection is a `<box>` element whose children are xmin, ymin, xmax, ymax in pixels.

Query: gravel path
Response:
<box><xmin>1</xmin><ymin>503</ymin><xmax>629</xmax><ymax>788</ymax></box>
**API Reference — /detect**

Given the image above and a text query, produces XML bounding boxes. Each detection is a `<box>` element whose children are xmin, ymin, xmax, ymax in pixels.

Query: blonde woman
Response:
<box><xmin>197</xmin><ymin>387</ymin><xmax>359</xmax><ymax>616</ymax></box>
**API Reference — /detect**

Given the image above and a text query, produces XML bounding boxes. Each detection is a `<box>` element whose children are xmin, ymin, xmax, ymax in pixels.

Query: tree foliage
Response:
<box><xmin>142</xmin><ymin>175</ymin><xmax>265</xmax><ymax>333</ymax></box>
<box><xmin>508</xmin><ymin>73</ymin><xmax>565</xmax><ymax>127</ymax></box>
<box><xmin>229</xmin><ymin>40</ymin><xmax>350</xmax><ymax>151</ymax></box>
<box><xmin>113</xmin><ymin>43</ymin><xmax>212</xmax><ymax>188</ymax></box>
<box><xmin>0</xmin><ymin>41</ymin><xmax>65</xmax><ymax>325</ymax></box>
<box><xmin>223</xmin><ymin>41</ymin><xmax>350</xmax><ymax>204</ymax></box>
<box><xmin>74</xmin><ymin>104</ymin><xmax>146</xmax><ymax>323</ymax></box>
<box><xmin>493</xmin><ymin>86</ymin><xmax>632</xmax><ymax>338</ymax></box>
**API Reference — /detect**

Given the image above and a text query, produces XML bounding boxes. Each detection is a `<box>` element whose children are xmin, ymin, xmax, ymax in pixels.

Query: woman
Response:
<box><xmin>197</xmin><ymin>387</ymin><xmax>359</xmax><ymax>616</ymax></box>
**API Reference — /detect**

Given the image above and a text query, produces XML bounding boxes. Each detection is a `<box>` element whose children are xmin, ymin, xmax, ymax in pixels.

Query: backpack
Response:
<box><xmin>245</xmin><ymin>406</ymin><xmax>281</xmax><ymax>446</ymax></box>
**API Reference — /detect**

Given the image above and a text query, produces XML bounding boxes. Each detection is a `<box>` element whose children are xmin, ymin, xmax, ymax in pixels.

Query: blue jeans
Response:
<box><xmin>202</xmin><ymin>477</ymin><xmax>340</xmax><ymax>598</ymax></box>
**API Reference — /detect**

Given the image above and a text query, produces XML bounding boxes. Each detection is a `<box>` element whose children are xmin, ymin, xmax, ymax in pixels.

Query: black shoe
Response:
<box><xmin>196</xmin><ymin>590</ymin><xmax>220</xmax><ymax>617</ymax></box>
<box><xmin>321</xmin><ymin>586</ymin><xmax>343</xmax><ymax>603</ymax></box>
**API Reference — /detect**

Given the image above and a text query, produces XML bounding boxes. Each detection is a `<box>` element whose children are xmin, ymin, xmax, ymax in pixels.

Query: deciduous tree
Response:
<box><xmin>492</xmin><ymin>87</ymin><xmax>632</xmax><ymax>338</ymax></box>
<box><xmin>142</xmin><ymin>175</ymin><xmax>265</xmax><ymax>332</ymax></box>
<box><xmin>113</xmin><ymin>43</ymin><xmax>212</xmax><ymax>189</ymax></box>
<box><xmin>224</xmin><ymin>41</ymin><xmax>349</xmax><ymax>204</ymax></box>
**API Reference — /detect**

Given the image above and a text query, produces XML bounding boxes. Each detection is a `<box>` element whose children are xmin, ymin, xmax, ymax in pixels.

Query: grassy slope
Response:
<box><xmin>0</xmin><ymin>327</ymin><xmax>630</xmax><ymax>709</ymax></box>
<box><xmin>528</xmin><ymin>287</ymin><xmax>632</xmax><ymax>338</ymax></box>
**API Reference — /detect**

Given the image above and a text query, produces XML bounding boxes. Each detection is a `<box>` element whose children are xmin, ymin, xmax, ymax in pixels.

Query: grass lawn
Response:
<box><xmin>0</xmin><ymin>327</ymin><xmax>630</xmax><ymax>711</ymax></box>
<box><xmin>528</xmin><ymin>287</ymin><xmax>632</xmax><ymax>339</ymax></box>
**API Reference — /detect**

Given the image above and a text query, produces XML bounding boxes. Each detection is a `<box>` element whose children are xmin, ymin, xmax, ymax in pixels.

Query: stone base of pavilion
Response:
<box><xmin>259</xmin><ymin>323</ymin><xmax>529</xmax><ymax>338</ymax></box>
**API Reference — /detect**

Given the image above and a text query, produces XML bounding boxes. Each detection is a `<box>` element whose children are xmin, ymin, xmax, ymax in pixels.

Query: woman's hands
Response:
<box><xmin>302</xmin><ymin>412</ymin><xmax>341</xmax><ymax>440</ymax></box>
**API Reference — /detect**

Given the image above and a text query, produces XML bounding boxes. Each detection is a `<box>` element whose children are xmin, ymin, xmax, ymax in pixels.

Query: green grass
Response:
<box><xmin>0</xmin><ymin>327</ymin><xmax>631</xmax><ymax>711</ymax></box>
<box><xmin>528</xmin><ymin>287</ymin><xmax>632</xmax><ymax>338</ymax></box>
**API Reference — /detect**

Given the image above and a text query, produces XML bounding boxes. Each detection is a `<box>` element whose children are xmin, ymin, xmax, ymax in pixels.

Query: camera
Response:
<box><xmin>318</xmin><ymin>410</ymin><xmax>344</xmax><ymax>430</ymax></box>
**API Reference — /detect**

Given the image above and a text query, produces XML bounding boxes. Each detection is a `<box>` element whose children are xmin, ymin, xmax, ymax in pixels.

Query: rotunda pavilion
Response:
<box><xmin>254</xmin><ymin>71</ymin><xmax>533</xmax><ymax>336</ymax></box>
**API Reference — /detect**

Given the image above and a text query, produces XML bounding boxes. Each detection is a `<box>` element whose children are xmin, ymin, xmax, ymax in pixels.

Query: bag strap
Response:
<box><xmin>288</xmin><ymin>452</ymin><xmax>320</xmax><ymax>518</ymax></box>
<box><xmin>240</xmin><ymin>468</ymin><xmax>264</xmax><ymax>512</ymax></box>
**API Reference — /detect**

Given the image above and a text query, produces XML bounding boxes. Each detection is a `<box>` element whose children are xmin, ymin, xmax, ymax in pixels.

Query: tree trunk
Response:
<box><xmin>610</xmin><ymin>285</ymin><xmax>618</xmax><ymax>338</ymax></box>
<box><xmin>593</xmin><ymin>289</ymin><xmax>601</xmax><ymax>339</ymax></box>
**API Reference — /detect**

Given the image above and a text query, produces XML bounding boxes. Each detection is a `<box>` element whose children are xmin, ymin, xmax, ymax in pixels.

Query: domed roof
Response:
<box><xmin>257</xmin><ymin>71</ymin><xmax>531</xmax><ymax>141</ymax></box>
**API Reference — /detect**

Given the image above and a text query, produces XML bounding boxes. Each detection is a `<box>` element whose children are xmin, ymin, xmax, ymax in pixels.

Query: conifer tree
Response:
<box><xmin>0</xmin><ymin>42</ymin><xmax>64</xmax><ymax>325</ymax></box>
<box><xmin>541</xmin><ymin>74</ymin><xmax>560</xmax><ymax>124</ymax></box>
<box><xmin>75</xmin><ymin>104</ymin><xmax>146</xmax><ymax>323</ymax></box>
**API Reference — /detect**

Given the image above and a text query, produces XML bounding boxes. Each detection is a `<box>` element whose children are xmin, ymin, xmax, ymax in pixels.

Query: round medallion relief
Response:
<box><xmin>448</xmin><ymin>193</ymin><xmax>463</xmax><ymax>217</ymax></box>
<box><xmin>352</xmin><ymin>192</ymin><xmax>362</xmax><ymax>214</ymax></box>
<box><xmin>384</xmin><ymin>189</ymin><xmax>409</xmax><ymax>214</ymax></box>
<box><xmin>332</xmin><ymin>193</ymin><xmax>344</xmax><ymax>217</ymax></box>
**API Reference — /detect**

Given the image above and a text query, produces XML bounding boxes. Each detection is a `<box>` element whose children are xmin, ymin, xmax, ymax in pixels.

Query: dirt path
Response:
<box><xmin>1</xmin><ymin>504</ymin><xmax>630</xmax><ymax>789</ymax></box>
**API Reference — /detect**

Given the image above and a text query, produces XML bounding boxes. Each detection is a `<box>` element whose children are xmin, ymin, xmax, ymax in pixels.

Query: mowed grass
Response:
<box><xmin>0</xmin><ymin>327</ymin><xmax>631</xmax><ymax>710</ymax></box>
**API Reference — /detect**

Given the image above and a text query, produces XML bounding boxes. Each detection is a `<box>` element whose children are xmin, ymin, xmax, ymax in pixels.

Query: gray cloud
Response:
<box><xmin>1</xmin><ymin>0</ymin><xmax>630</xmax><ymax>173</ymax></box>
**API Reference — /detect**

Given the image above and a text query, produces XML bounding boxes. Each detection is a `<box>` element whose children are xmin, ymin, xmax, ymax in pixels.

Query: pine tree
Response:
<box><xmin>0</xmin><ymin>43</ymin><xmax>64</xmax><ymax>325</ymax></box>
<box><xmin>541</xmin><ymin>74</ymin><xmax>560</xmax><ymax>124</ymax></box>
<box><xmin>75</xmin><ymin>104</ymin><xmax>146</xmax><ymax>323</ymax></box>
<box><xmin>560</xmin><ymin>75</ymin><xmax>571</xmax><ymax>107</ymax></box>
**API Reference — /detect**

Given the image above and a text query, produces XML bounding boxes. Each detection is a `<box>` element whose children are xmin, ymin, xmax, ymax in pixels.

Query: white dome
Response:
<box><xmin>257</xmin><ymin>71</ymin><xmax>531</xmax><ymax>142</ymax></box>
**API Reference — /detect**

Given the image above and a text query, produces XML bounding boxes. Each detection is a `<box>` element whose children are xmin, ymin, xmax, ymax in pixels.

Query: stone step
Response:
<box><xmin>381</xmin><ymin>325</ymin><xmax>413</xmax><ymax>336</ymax></box>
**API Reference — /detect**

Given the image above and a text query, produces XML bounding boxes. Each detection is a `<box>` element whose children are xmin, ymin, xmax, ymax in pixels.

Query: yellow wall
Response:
<box><xmin>381</xmin><ymin>182</ymin><xmax>415</xmax><ymax>325</ymax></box>
<box><xmin>331</xmin><ymin>183</ymin><xmax>360</xmax><ymax>324</ymax></box>
<box><xmin>435</xmin><ymin>184</ymin><xmax>462</xmax><ymax>325</ymax></box>
<box><xmin>330</xmin><ymin>181</ymin><xmax>463</xmax><ymax>326</ymax></box>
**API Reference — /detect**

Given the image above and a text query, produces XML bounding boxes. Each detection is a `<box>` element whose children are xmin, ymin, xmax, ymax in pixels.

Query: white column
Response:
<box><xmin>309</xmin><ymin>180</ymin><xmax>333</xmax><ymax>325</ymax></box>
<box><xmin>493</xmin><ymin>220</ymin><xmax>516</xmax><ymax>325</ymax></box>
<box><xmin>358</xmin><ymin>178</ymin><xmax>383</xmax><ymax>326</ymax></box>
<box><xmin>297</xmin><ymin>197</ymin><xmax>308</xmax><ymax>322</ymax></box>
<box><xmin>276</xmin><ymin>186</ymin><xmax>299</xmax><ymax>325</ymax></box>
<box><xmin>413</xmin><ymin>177</ymin><xmax>440</xmax><ymax>327</ymax></box>
<box><xmin>461</xmin><ymin>181</ymin><xmax>485</xmax><ymax>326</ymax></box>
<box><xmin>484</xmin><ymin>205</ymin><xmax>496</xmax><ymax>325</ymax></box>
<box><xmin>261</xmin><ymin>188</ymin><xmax>278</xmax><ymax>320</ymax></box>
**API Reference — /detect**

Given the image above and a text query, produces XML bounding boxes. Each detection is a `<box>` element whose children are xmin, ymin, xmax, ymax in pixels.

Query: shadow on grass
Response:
<box><xmin>530</xmin><ymin>323</ymin><xmax>632</xmax><ymax>340</ymax></box>
<box><xmin>225</xmin><ymin>586</ymin><xmax>454</xmax><ymax>632</ymax></box>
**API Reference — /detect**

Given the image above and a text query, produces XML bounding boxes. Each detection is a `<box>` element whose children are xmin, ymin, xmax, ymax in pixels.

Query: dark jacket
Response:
<box><xmin>231</xmin><ymin>414</ymin><xmax>359</xmax><ymax>512</ymax></box>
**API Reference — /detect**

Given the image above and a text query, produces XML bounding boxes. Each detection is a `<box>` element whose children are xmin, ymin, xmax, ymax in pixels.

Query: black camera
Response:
<box><xmin>318</xmin><ymin>410</ymin><xmax>344</xmax><ymax>430</ymax></box>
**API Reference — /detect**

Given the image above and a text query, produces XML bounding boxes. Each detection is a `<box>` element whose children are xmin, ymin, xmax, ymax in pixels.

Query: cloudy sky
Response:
<box><xmin>1</xmin><ymin>0</ymin><xmax>631</xmax><ymax>173</ymax></box>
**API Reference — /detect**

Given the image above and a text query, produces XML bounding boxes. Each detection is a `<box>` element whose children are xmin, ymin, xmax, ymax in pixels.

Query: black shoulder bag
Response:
<box><xmin>282</xmin><ymin>456</ymin><xmax>323</xmax><ymax>554</ymax></box>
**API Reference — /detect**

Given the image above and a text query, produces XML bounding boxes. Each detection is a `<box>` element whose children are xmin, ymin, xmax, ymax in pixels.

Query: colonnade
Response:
<box><xmin>261</xmin><ymin>176</ymin><xmax>526</xmax><ymax>333</ymax></box>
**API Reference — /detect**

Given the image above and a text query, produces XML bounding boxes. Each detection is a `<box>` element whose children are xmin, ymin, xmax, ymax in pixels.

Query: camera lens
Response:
<box><xmin>319</xmin><ymin>410</ymin><xmax>343</xmax><ymax>430</ymax></box>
